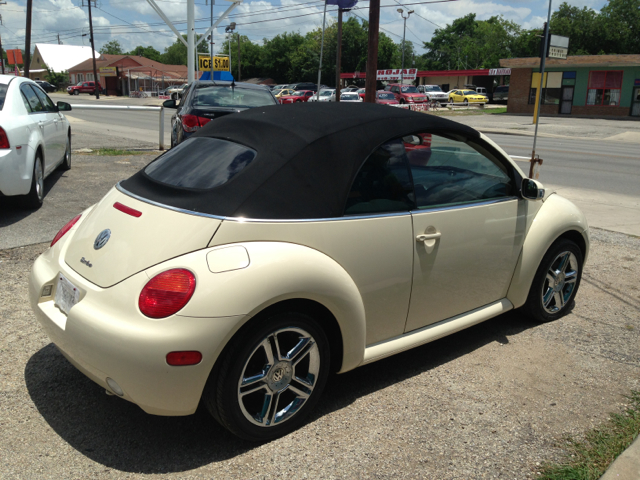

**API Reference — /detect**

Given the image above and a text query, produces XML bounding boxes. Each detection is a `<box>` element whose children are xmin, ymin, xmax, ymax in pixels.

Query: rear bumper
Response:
<box><xmin>29</xmin><ymin>238</ymin><xmax>246</xmax><ymax>416</ymax></box>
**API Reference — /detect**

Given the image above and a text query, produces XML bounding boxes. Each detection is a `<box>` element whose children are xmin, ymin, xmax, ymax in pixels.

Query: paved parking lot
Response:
<box><xmin>1</xmin><ymin>140</ymin><xmax>639</xmax><ymax>478</ymax></box>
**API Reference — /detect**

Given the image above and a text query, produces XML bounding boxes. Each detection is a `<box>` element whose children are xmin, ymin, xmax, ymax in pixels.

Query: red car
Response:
<box><xmin>376</xmin><ymin>91</ymin><xmax>399</xmax><ymax>105</ymax></box>
<box><xmin>384</xmin><ymin>84</ymin><xmax>427</xmax><ymax>104</ymax></box>
<box><xmin>357</xmin><ymin>88</ymin><xmax>366</xmax><ymax>100</ymax></box>
<box><xmin>279</xmin><ymin>90</ymin><xmax>314</xmax><ymax>104</ymax></box>
<box><xmin>67</xmin><ymin>81</ymin><xmax>103</xmax><ymax>95</ymax></box>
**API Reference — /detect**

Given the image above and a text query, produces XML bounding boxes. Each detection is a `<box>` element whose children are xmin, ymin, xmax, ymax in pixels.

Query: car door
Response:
<box><xmin>403</xmin><ymin>132</ymin><xmax>526</xmax><ymax>332</ymax></box>
<box><xmin>32</xmin><ymin>85</ymin><xmax>65</xmax><ymax>169</ymax></box>
<box><xmin>20</xmin><ymin>84</ymin><xmax>57</xmax><ymax>170</ymax></box>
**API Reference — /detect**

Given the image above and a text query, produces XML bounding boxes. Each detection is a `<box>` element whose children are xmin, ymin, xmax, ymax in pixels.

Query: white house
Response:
<box><xmin>27</xmin><ymin>44</ymin><xmax>100</xmax><ymax>80</ymax></box>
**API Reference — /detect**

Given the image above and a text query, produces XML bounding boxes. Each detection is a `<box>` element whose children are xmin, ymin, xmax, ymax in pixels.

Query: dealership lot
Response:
<box><xmin>1</xmin><ymin>143</ymin><xmax>639</xmax><ymax>478</ymax></box>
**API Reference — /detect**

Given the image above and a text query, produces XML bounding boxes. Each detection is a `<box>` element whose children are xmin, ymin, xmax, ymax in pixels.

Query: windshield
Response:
<box><xmin>423</xmin><ymin>86</ymin><xmax>443</xmax><ymax>92</ymax></box>
<box><xmin>76</xmin><ymin>82</ymin><xmax>83</xmax><ymax>86</ymax></box>
<box><xmin>342</xmin><ymin>94</ymin><xmax>358</xmax><ymax>100</ymax></box>
<box><xmin>377</xmin><ymin>93</ymin><xmax>395</xmax><ymax>100</ymax></box>
<box><xmin>401</xmin><ymin>86</ymin><xmax>419</xmax><ymax>93</ymax></box>
<box><xmin>320</xmin><ymin>90</ymin><xmax>333</xmax><ymax>96</ymax></box>
<box><xmin>292</xmin><ymin>91</ymin><xmax>306</xmax><ymax>97</ymax></box>
<box><xmin>145</xmin><ymin>137</ymin><xmax>256</xmax><ymax>190</ymax></box>
<box><xmin>461</xmin><ymin>90</ymin><xmax>477</xmax><ymax>95</ymax></box>
<box><xmin>193</xmin><ymin>85</ymin><xmax>275</xmax><ymax>108</ymax></box>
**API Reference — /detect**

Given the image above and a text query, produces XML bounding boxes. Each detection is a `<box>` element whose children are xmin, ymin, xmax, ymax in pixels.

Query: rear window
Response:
<box><xmin>0</xmin><ymin>85</ymin><xmax>7</xmax><ymax>110</ymax></box>
<box><xmin>192</xmin><ymin>85</ymin><xmax>275</xmax><ymax>108</ymax></box>
<box><xmin>144</xmin><ymin>137</ymin><xmax>256</xmax><ymax>190</ymax></box>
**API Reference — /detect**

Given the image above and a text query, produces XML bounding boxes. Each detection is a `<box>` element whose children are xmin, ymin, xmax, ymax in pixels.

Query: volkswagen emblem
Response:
<box><xmin>94</xmin><ymin>229</ymin><xmax>111</xmax><ymax>250</ymax></box>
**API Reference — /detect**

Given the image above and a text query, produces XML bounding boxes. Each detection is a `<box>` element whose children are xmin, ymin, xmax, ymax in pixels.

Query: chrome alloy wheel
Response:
<box><xmin>237</xmin><ymin>327</ymin><xmax>320</xmax><ymax>427</ymax></box>
<box><xmin>35</xmin><ymin>159</ymin><xmax>44</xmax><ymax>201</ymax></box>
<box><xmin>541</xmin><ymin>251</ymin><xmax>579</xmax><ymax>314</ymax></box>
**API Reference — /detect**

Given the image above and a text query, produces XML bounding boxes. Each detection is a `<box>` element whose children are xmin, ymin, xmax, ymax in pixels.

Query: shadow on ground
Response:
<box><xmin>25</xmin><ymin>309</ymin><xmax>539</xmax><ymax>474</ymax></box>
<box><xmin>0</xmin><ymin>170</ymin><xmax>65</xmax><ymax>228</ymax></box>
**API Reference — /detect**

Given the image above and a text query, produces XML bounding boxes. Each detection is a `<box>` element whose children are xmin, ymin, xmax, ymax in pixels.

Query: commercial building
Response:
<box><xmin>500</xmin><ymin>55</ymin><xmax>640</xmax><ymax>117</ymax></box>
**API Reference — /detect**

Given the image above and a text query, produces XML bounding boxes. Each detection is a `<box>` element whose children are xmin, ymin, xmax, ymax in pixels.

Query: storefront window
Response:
<box><xmin>587</xmin><ymin>71</ymin><xmax>623</xmax><ymax>106</ymax></box>
<box><xmin>528</xmin><ymin>72</ymin><xmax>563</xmax><ymax>105</ymax></box>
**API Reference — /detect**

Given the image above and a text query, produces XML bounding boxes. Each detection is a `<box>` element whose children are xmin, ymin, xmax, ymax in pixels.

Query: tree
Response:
<box><xmin>598</xmin><ymin>0</ymin><xmax>640</xmax><ymax>54</ymax></box>
<box><xmin>44</xmin><ymin>65</ymin><xmax>69</xmax><ymax>88</ymax></box>
<box><xmin>257</xmin><ymin>32</ymin><xmax>306</xmax><ymax>83</ymax></box>
<box><xmin>550</xmin><ymin>3</ymin><xmax>601</xmax><ymax>55</ymax></box>
<box><xmin>161</xmin><ymin>35</ymin><xmax>208</xmax><ymax>66</ymax></box>
<box><xmin>128</xmin><ymin>45</ymin><xmax>162</xmax><ymax>62</ymax></box>
<box><xmin>100</xmin><ymin>40</ymin><xmax>124</xmax><ymax>55</ymax></box>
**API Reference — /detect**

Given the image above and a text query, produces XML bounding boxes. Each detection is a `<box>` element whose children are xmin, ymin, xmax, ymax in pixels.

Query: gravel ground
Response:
<box><xmin>1</xmin><ymin>226</ymin><xmax>638</xmax><ymax>479</ymax></box>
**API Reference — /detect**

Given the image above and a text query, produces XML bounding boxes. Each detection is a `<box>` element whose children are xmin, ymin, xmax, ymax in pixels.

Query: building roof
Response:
<box><xmin>69</xmin><ymin>55</ymin><xmax>192</xmax><ymax>80</ymax></box>
<box><xmin>500</xmin><ymin>55</ymin><xmax>640</xmax><ymax>69</ymax></box>
<box><xmin>34</xmin><ymin>44</ymin><xmax>100</xmax><ymax>73</ymax></box>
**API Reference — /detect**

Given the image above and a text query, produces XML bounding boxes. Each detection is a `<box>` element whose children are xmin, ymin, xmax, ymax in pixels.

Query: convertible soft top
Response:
<box><xmin>121</xmin><ymin>102</ymin><xmax>481</xmax><ymax>219</ymax></box>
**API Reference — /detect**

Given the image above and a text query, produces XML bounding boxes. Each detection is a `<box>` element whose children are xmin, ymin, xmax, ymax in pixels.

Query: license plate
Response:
<box><xmin>54</xmin><ymin>273</ymin><xmax>79</xmax><ymax>315</ymax></box>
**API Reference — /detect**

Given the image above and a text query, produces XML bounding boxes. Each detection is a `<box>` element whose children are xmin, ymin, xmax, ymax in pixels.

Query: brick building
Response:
<box><xmin>500</xmin><ymin>55</ymin><xmax>640</xmax><ymax>117</ymax></box>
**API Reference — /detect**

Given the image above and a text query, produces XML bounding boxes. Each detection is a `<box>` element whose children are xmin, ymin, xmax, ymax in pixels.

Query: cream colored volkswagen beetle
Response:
<box><xmin>30</xmin><ymin>103</ymin><xmax>589</xmax><ymax>441</ymax></box>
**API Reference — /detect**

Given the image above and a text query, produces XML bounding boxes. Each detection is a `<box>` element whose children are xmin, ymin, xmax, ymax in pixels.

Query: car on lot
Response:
<box><xmin>385</xmin><ymin>84</ymin><xmax>427</xmax><ymax>104</ymax></box>
<box><xmin>29</xmin><ymin>102</ymin><xmax>588</xmax><ymax>442</ymax></box>
<box><xmin>356</xmin><ymin>88</ymin><xmax>366</xmax><ymax>100</ymax></box>
<box><xmin>67</xmin><ymin>81</ymin><xmax>103</xmax><ymax>95</ymax></box>
<box><xmin>0</xmin><ymin>75</ymin><xmax>72</xmax><ymax>208</ymax></box>
<box><xmin>279</xmin><ymin>90</ymin><xmax>314</xmax><ymax>104</ymax></box>
<box><xmin>376</xmin><ymin>91</ymin><xmax>399</xmax><ymax>105</ymax></box>
<box><xmin>164</xmin><ymin>80</ymin><xmax>277</xmax><ymax>147</ymax></box>
<box><xmin>493</xmin><ymin>85</ymin><xmax>509</xmax><ymax>103</ymax></box>
<box><xmin>417</xmin><ymin>85</ymin><xmax>449</xmax><ymax>104</ymax></box>
<box><xmin>340</xmin><ymin>92</ymin><xmax>362</xmax><ymax>102</ymax></box>
<box><xmin>308</xmin><ymin>89</ymin><xmax>336</xmax><ymax>102</ymax></box>
<box><xmin>36</xmin><ymin>80</ymin><xmax>56</xmax><ymax>93</ymax></box>
<box><xmin>274</xmin><ymin>88</ymin><xmax>295</xmax><ymax>99</ymax></box>
<box><xmin>448</xmin><ymin>89</ymin><xmax>487</xmax><ymax>105</ymax></box>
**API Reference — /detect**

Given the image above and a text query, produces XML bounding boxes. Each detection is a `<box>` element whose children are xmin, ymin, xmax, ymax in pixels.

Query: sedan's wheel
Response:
<box><xmin>463</xmin><ymin>99</ymin><xmax>469</xmax><ymax>105</ymax></box>
<box><xmin>73</xmin><ymin>90</ymin><xmax>79</xmax><ymax>95</ymax></box>
<box><xmin>24</xmin><ymin>154</ymin><xmax>44</xmax><ymax>209</ymax></box>
<box><xmin>58</xmin><ymin>135</ymin><xmax>71</xmax><ymax>171</ymax></box>
<box><xmin>524</xmin><ymin>239</ymin><xmax>583</xmax><ymax>323</ymax></box>
<box><xmin>204</xmin><ymin>312</ymin><xmax>330</xmax><ymax>441</ymax></box>
<box><xmin>449</xmin><ymin>97</ymin><xmax>454</xmax><ymax>104</ymax></box>
<box><xmin>400</xmin><ymin>99</ymin><xmax>405</xmax><ymax>104</ymax></box>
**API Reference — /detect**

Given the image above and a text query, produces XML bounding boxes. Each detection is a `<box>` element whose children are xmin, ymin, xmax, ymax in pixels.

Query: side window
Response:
<box><xmin>407</xmin><ymin>134</ymin><xmax>514</xmax><ymax>209</ymax></box>
<box><xmin>20</xmin><ymin>85</ymin><xmax>44</xmax><ymax>113</ymax></box>
<box><xmin>344</xmin><ymin>138</ymin><xmax>414</xmax><ymax>215</ymax></box>
<box><xmin>33</xmin><ymin>86</ymin><xmax>56</xmax><ymax>112</ymax></box>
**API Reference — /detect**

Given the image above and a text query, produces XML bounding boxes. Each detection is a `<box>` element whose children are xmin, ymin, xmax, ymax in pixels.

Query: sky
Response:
<box><xmin>1</xmin><ymin>0</ymin><xmax>608</xmax><ymax>61</ymax></box>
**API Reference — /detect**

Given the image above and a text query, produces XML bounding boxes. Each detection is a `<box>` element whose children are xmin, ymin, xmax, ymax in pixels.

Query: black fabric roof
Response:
<box><xmin>121</xmin><ymin>102</ymin><xmax>481</xmax><ymax>219</ymax></box>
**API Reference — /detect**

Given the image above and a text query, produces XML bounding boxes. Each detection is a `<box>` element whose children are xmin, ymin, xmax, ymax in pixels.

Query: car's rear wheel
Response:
<box><xmin>524</xmin><ymin>239</ymin><xmax>583</xmax><ymax>323</ymax></box>
<box><xmin>58</xmin><ymin>135</ymin><xmax>71</xmax><ymax>171</ymax></box>
<box><xmin>24</xmin><ymin>154</ymin><xmax>44</xmax><ymax>209</ymax></box>
<box><xmin>449</xmin><ymin>97</ymin><xmax>454</xmax><ymax>104</ymax></box>
<box><xmin>204</xmin><ymin>311</ymin><xmax>330</xmax><ymax>442</ymax></box>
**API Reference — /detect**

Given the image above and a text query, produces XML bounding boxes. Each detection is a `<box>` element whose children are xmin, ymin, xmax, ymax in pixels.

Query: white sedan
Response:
<box><xmin>340</xmin><ymin>92</ymin><xmax>362</xmax><ymax>102</ymax></box>
<box><xmin>308</xmin><ymin>89</ymin><xmax>336</xmax><ymax>102</ymax></box>
<box><xmin>0</xmin><ymin>75</ymin><xmax>72</xmax><ymax>208</ymax></box>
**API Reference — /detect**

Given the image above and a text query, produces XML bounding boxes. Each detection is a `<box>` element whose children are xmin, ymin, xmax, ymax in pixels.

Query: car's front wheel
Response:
<box><xmin>204</xmin><ymin>311</ymin><xmax>330</xmax><ymax>442</ymax></box>
<box><xmin>463</xmin><ymin>99</ymin><xmax>469</xmax><ymax>105</ymax></box>
<box><xmin>524</xmin><ymin>239</ymin><xmax>584</xmax><ymax>323</ymax></box>
<box><xmin>73</xmin><ymin>90</ymin><xmax>79</xmax><ymax>95</ymax></box>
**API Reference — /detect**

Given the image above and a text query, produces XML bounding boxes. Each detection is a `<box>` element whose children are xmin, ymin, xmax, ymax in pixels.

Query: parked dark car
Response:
<box><xmin>493</xmin><ymin>85</ymin><xmax>509</xmax><ymax>104</ymax></box>
<box><xmin>164</xmin><ymin>81</ymin><xmax>278</xmax><ymax>147</ymax></box>
<box><xmin>291</xmin><ymin>83</ymin><xmax>322</xmax><ymax>92</ymax></box>
<box><xmin>35</xmin><ymin>80</ymin><xmax>56</xmax><ymax>93</ymax></box>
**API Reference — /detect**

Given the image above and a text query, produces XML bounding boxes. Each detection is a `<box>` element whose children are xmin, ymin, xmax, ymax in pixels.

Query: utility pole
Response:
<box><xmin>207</xmin><ymin>0</ymin><xmax>214</xmax><ymax>80</ymax></box>
<box><xmin>24</xmin><ymin>0</ymin><xmax>32</xmax><ymax>78</ymax></box>
<box><xmin>0</xmin><ymin>34</ymin><xmax>4</xmax><ymax>75</ymax></box>
<box><xmin>236</xmin><ymin>32</ymin><xmax>241</xmax><ymax>80</ymax></box>
<box><xmin>335</xmin><ymin>8</ymin><xmax>343</xmax><ymax>102</ymax></box>
<box><xmin>364</xmin><ymin>0</ymin><xmax>380</xmax><ymax>103</ymax></box>
<box><xmin>85</xmin><ymin>0</ymin><xmax>99</xmax><ymax>99</ymax></box>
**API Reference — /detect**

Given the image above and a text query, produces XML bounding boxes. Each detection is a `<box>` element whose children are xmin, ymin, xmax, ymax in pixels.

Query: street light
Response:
<box><xmin>225</xmin><ymin>22</ymin><xmax>236</xmax><ymax>78</ymax></box>
<box><xmin>397</xmin><ymin>8</ymin><xmax>413</xmax><ymax>84</ymax></box>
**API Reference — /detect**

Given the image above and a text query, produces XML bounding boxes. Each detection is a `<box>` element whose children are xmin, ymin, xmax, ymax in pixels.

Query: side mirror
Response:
<box><xmin>522</xmin><ymin>178</ymin><xmax>545</xmax><ymax>200</ymax></box>
<box><xmin>163</xmin><ymin>99</ymin><xmax>177</xmax><ymax>109</ymax></box>
<box><xmin>402</xmin><ymin>135</ymin><xmax>422</xmax><ymax>146</ymax></box>
<box><xmin>56</xmin><ymin>101</ymin><xmax>72</xmax><ymax>111</ymax></box>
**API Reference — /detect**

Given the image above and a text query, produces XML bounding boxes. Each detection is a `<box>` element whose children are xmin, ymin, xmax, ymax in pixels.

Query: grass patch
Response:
<box><xmin>92</xmin><ymin>148</ymin><xmax>150</xmax><ymax>156</ymax></box>
<box><xmin>538</xmin><ymin>390</ymin><xmax>640</xmax><ymax>479</ymax></box>
<box><xmin>427</xmin><ymin>106</ymin><xmax>507</xmax><ymax>116</ymax></box>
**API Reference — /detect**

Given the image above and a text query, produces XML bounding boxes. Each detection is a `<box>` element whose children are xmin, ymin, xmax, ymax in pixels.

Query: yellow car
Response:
<box><xmin>448</xmin><ymin>89</ymin><xmax>486</xmax><ymax>105</ymax></box>
<box><xmin>274</xmin><ymin>88</ymin><xmax>295</xmax><ymax>99</ymax></box>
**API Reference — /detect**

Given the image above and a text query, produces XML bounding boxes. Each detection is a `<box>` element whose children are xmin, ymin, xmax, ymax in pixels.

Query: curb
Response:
<box><xmin>600</xmin><ymin>435</ymin><xmax>640</xmax><ymax>479</ymax></box>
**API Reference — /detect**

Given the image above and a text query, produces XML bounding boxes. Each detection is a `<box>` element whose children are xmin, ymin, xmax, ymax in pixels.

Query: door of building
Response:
<box><xmin>560</xmin><ymin>86</ymin><xmax>574</xmax><ymax>114</ymax></box>
<box><xmin>631</xmin><ymin>87</ymin><xmax>640</xmax><ymax>117</ymax></box>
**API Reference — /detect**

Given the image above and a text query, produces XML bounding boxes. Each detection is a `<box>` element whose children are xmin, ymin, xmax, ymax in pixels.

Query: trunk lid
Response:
<box><xmin>65</xmin><ymin>187</ymin><xmax>221</xmax><ymax>288</ymax></box>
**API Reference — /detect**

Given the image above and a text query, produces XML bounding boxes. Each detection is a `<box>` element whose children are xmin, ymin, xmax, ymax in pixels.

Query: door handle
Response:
<box><xmin>416</xmin><ymin>232</ymin><xmax>441</xmax><ymax>242</ymax></box>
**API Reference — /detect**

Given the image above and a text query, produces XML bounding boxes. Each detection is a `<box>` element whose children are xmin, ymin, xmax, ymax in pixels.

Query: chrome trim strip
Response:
<box><xmin>116</xmin><ymin>183</ymin><xmax>227</xmax><ymax>220</ymax></box>
<box><xmin>226</xmin><ymin>211</ymin><xmax>411</xmax><ymax>223</ymax></box>
<box><xmin>410</xmin><ymin>196</ymin><xmax>518</xmax><ymax>214</ymax></box>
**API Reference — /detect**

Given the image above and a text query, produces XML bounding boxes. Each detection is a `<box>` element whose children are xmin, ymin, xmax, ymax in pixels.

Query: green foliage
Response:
<box><xmin>99</xmin><ymin>40</ymin><xmax>124</xmax><ymax>55</ymax></box>
<box><xmin>161</xmin><ymin>35</ymin><xmax>209</xmax><ymax>66</ymax></box>
<box><xmin>44</xmin><ymin>65</ymin><xmax>69</xmax><ymax>88</ymax></box>
<box><xmin>128</xmin><ymin>45</ymin><xmax>162</xmax><ymax>62</ymax></box>
<box><xmin>539</xmin><ymin>391</ymin><xmax>640</xmax><ymax>480</ymax></box>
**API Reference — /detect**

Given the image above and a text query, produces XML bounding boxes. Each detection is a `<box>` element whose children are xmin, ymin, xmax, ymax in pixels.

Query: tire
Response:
<box><xmin>463</xmin><ymin>99</ymin><xmax>469</xmax><ymax>105</ymax></box>
<box><xmin>400</xmin><ymin>99</ymin><xmax>405</xmax><ymax>104</ymax></box>
<box><xmin>73</xmin><ymin>90</ymin><xmax>79</xmax><ymax>95</ymax></box>
<box><xmin>204</xmin><ymin>311</ymin><xmax>330</xmax><ymax>442</ymax></box>
<box><xmin>523</xmin><ymin>239</ymin><xmax>584</xmax><ymax>323</ymax></box>
<box><xmin>24</xmin><ymin>154</ymin><xmax>44</xmax><ymax>209</ymax></box>
<box><xmin>58</xmin><ymin>134</ymin><xmax>71</xmax><ymax>171</ymax></box>
<box><xmin>449</xmin><ymin>97</ymin><xmax>454</xmax><ymax>104</ymax></box>
<box><xmin>171</xmin><ymin>93</ymin><xmax>177</xmax><ymax>100</ymax></box>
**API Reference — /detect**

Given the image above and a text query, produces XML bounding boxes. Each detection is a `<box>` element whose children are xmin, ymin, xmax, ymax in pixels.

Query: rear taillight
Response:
<box><xmin>0</xmin><ymin>127</ymin><xmax>10</xmax><ymax>149</ymax></box>
<box><xmin>50</xmin><ymin>214</ymin><xmax>82</xmax><ymax>247</ymax></box>
<box><xmin>181</xmin><ymin>114</ymin><xmax>211</xmax><ymax>133</ymax></box>
<box><xmin>139</xmin><ymin>269</ymin><xmax>196</xmax><ymax>318</ymax></box>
